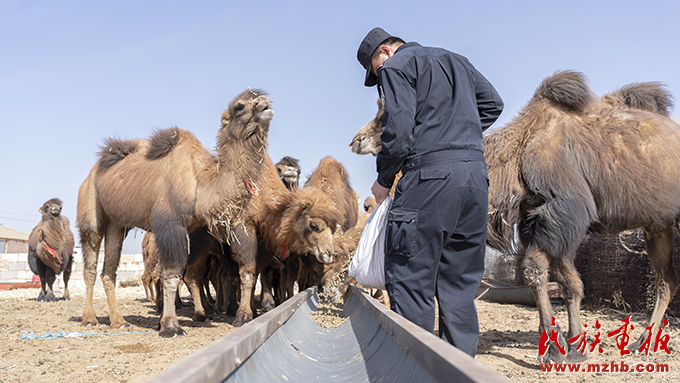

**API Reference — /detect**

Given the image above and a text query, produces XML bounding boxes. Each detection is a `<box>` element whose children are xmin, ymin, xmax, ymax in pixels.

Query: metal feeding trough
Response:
<box><xmin>147</xmin><ymin>286</ymin><xmax>510</xmax><ymax>383</ymax></box>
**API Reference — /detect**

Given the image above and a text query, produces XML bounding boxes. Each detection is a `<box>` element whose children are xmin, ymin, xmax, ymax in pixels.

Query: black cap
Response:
<box><xmin>357</xmin><ymin>27</ymin><xmax>393</xmax><ymax>87</ymax></box>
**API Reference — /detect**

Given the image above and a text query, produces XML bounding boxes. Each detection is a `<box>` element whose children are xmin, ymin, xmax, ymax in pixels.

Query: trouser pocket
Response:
<box><xmin>385</xmin><ymin>209</ymin><xmax>418</xmax><ymax>258</ymax></box>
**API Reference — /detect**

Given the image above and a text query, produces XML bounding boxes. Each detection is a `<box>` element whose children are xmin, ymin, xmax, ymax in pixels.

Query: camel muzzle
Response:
<box><xmin>316</xmin><ymin>252</ymin><xmax>334</xmax><ymax>264</ymax></box>
<box><xmin>255</xmin><ymin>97</ymin><xmax>274</xmax><ymax>122</ymax></box>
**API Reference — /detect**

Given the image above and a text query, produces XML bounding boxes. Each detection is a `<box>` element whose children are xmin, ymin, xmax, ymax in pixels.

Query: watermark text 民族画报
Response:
<box><xmin>541</xmin><ymin>361</ymin><xmax>669</xmax><ymax>373</ymax></box>
<box><xmin>539</xmin><ymin>314</ymin><xmax>672</xmax><ymax>373</ymax></box>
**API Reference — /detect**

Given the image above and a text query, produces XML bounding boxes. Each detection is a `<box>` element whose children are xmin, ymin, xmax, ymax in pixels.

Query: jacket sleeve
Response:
<box><xmin>375</xmin><ymin>67</ymin><xmax>416</xmax><ymax>188</ymax></box>
<box><xmin>473</xmin><ymin>71</ymin><xmax>504</xmax><ymax>131</ymax></box>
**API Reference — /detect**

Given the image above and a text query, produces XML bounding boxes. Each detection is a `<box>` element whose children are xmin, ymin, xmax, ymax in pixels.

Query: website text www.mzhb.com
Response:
<box><xmin>541</xmin><ymin>361</ymin><xmax>669</xmax><ymax>373</ymax></box>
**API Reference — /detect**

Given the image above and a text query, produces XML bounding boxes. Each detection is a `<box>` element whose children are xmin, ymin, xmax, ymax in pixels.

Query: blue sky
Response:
<box><xmin>1</xmin><ymin>0</ymin><xmax>678</xmax><ymax>253</ymax></box>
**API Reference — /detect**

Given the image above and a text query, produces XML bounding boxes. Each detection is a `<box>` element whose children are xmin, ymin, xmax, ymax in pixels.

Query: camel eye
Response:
<box><xmin>309</xmin><ymin>222</ymin><xmax>320</xmax><ymax>232</ymax></box>
<box><xmin>235</xmin><ymin>103</ymin><xmax>245</xmax><ymax>113</ymax></box>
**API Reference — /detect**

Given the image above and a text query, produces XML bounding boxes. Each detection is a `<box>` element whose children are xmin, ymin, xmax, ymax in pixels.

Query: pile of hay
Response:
<box><xmin>575</xmin><ymin>229</ymin><xmax>680</xmax><ymax>315</ymax></box>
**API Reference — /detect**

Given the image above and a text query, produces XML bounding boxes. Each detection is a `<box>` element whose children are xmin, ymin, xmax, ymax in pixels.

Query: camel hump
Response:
<box><xmin>534</xmin><ymin>70</ymin><xmax>594</xmax><ymax>112</ymax></box>
<box><xmin>98</xmin><ymin>138</ymin><xmax>139</xmax><ymax>169</ymax></box>
<box><xmin>603</xmin><ymin>82</ymin><xmax>674</xmax><ymax>116</ymax></box>
<box><xmin>147</xmin><ymin>127</ymin><xmax>182</xmax><ymax>160</ymax></box>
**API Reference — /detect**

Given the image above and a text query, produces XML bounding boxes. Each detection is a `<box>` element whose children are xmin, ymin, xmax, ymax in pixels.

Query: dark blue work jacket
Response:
<box><xmin>375</xmin><ymin>42</ymin><xmax>504</xmax><ymax>188</ymax></box>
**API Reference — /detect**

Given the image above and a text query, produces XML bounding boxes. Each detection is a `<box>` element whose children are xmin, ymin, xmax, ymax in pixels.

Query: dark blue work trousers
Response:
<box><xmin>384</xmin><ymin>152</ymin><xmax>488</xmax><ymax>357</ymax></box>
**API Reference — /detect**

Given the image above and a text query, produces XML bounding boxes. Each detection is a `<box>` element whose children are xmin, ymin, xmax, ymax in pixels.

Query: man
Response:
<box><xmin>357</xmin><ymin>27</ymin><xmax>503</xmax><ymax>357</ymax></box>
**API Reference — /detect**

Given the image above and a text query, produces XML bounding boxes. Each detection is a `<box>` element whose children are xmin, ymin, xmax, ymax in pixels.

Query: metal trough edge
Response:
<box><xmin>351</xmin><ymin>286</ymin><xmax>510</xmax><ymax>383</ymax></box>
<box><xmin>147</xmin><ymin>286</ymin><xmax>510</xmax><ymax>383</ymax></box>
<box><xmin>146</xmin><ymin>287</ymin><xmax>316</xmax><ymax>383</ymax></box>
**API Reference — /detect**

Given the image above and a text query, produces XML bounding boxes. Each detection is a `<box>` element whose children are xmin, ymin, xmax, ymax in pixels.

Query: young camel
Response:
<box><xmin>77</xmin><ymin>89</ymin><xmax>273</xmax><ymax>337</ymax></box>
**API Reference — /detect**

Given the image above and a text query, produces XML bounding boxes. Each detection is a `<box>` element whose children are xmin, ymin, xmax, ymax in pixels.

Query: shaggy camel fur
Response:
<box><xmin>351</xmin><ymin>70</ymin><xmax>680</xmax><ymax>364</ymax></box>
<box><xmin>77</xmin><ymin>89</ymin><xmax>273</xmax><ymax>337</ymax></box>
<box><xmin>27</xmin><ymin>198</ymin><xmax>74</xmax><ymax>302</ymax></box>
<box><xmin>229</xmin><ymin>154</ymin><xmax>344</xmax><ymax>326</ymax></box>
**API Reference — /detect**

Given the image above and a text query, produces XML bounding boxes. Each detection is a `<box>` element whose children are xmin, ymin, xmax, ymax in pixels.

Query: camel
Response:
<box><xmin>350</xmin><ymin>98</ymin><xmax>384</xmax><ymax>156</ymax></box>
<box><xmin>275</xmin><ymin>156</ymin><xmax>301</xmax><ymax>190</ymax></box>
<box><xmin>351</xmin><ymin>71</ymin><xmax>680</xmax><ymax>364</ymax></box>
<box><xmin>77</xmin><ymin>89</ymin><xmax>273</xmax><ymax>337</ymax></box>
<box><xmin>259</xmin><ymin>156</ymin><xmax>304</xmax><ymax>310</ymax></box>
<box><xmin>295</xmin><ymin>157</ymin><xmax>361</xmax><ymax>295</ymax></box>
<box><xmin>229</xmin><ymin>154</ymin><xmax>345</xmax><ymax>326</ymax></box>
<box><xmin>263</xmin><ymin>156</ymin><xmax>361</xmax><ymax>309</ymax></box>
<box><xmin>27</xmin><ymin>198</ymin><xmax>74</xmax><ymax>302</ymax></box>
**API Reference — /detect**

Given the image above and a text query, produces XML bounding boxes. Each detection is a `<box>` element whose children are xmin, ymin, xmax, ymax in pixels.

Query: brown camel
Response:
<box><xmin>77</xmin><ymin>89</ymin><xmax>273</xmax><ymax>337</ymax></box>
<box><xmin>262</xmin><ymin>156</ymin><xmax>361</xmax><ymax>309</ymax></box>
<box><xmin>259</xmin><ymin>156</ymin><xmax>304</xmax><ymax>310</ymax></box>
<box><xmin>229</xmin><ymin>154</ymin><xmax>344</xmax><ymax>326</ymax></box>
<box><xmin>351</xmin><ymin>71</ymin><xmax>680</xmax><ymax>364</ymax></box>
<box><xmin>295</xmin><ymin>157</ymin><xmax>360</xmax><ymax>294</ymax></box>
<box><xmin>275</xmin><ymin>156</ymin><xmax>301</xmax><ymax>190</ymax></box>
<box><xmin>27</xmin><ymin>198</ymin><xmax>74</xmax><ymax>302</ymax></box>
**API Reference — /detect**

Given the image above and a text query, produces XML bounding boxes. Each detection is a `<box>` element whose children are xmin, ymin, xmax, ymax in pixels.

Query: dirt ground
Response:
<box><xmin>1</xmin><ymin>283</ymin><xmax>678</xmax><ymax>383</ymax></box>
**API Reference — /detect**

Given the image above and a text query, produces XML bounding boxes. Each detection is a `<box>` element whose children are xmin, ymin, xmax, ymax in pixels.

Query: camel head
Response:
<box><xmin>275</xmin><ymin>156</ymin><xmax>301</xmax><ymax>191</ymax></box>
<box><xmin>220</xmin><ymin>88</ymin><xmax>274</xmax><ymax>151</ymax></box>
<box><xmin>349</xmin><ymin>98</ymin><xmax>384</xmax><ymax>156</ymax></box>
<box><xmin>39</xmin><ymin>198</ymin><xmax>63</xmax><ymax>220</ymax></box>
<box><xmin>278</xmin><ymin>188</ymin><xmax>343</xmax><ymax>264</ymax></box>
<box><xmin>363</xmin><ymin>196</ymin><xmax>377</xmax><ymax>213</ymax></box>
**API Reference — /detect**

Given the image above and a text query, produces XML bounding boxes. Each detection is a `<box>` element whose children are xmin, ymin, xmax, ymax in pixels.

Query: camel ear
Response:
<box><xmin>299</xmin><ymin>198</ymin><xmax>313</xmax><ymax>211</ymax></box>
<box><xmin>38</xmin><ymin>207</ymin><xmax>43</xmax><ymax>214</ymax></box>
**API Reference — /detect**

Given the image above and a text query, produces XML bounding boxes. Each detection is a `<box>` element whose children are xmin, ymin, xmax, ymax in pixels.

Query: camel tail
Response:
<box><xmin>602</xmin><ymin>82</ymin><xmax>674</xmax><ymax>117</ymax></box>
<box><xmin>76</xmin><ymin>168</ymin><xmax>103</xmax><ymax>240</ymax></box>
<box><xmin>534</xmin><ymin>70</ymin><xmax>595</xmax><ymax>113</ymax></box>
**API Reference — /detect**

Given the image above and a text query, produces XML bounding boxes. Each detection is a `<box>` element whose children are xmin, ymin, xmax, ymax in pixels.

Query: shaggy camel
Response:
<box><xmin>295</xmin><ymin>157</ymin><xmax>360</xmax><ymax>294</ymax></box>
<box><xmin>262</xmin><ymin>156</ymin><xmax>361</xmax><ymax>309</ymax></box>
<box><xmin>229</xmin><ymin>154</ymin><xmax>345</xmax><ymax>326</ymax></box>
<box><xmin>77</xmin><ymin>89</ymin><xmax>273</xmax><ymax>337</ymax></box>
<box><xmin>27</xmin><ymin>198</ymin><xmax>74</xmax><ymax>302</ymax></box>
<box><xmin>259</xmin><ymin>156</ymin><xmax>304</xmax><ymax>310</ymax></box>
<box><xmin>275</xmin><ymin>156</ymin><xmax>301</xmax><ymax>190</ymax></box>
<box><xmin>351</xmin><ymin>71</ymin><xmax>680</xmax><ymax>364</ymax></box>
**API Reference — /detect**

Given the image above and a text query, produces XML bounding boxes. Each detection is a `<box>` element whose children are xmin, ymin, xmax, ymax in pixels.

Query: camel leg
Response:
<box><xmin>231</xmin><ymin>224</ymin><xmax>258</xmax><ymax>326</ymax></box>
<box><xmin>233</xmin><ymin>266</ymin><xmax>257</xmax><ymax>326</ymax></box>
<box><xmin>550</xmin><ymin>255</ymin><xmax>586</xmax><ymax>362</ymax></box>
<box><xmin>522</xmin><ymin>245</ymin><xmax>567</xmax><ymax>364</ymax></box>
<box><xmin>62</xmin><ymin>257</ymin><xmax>72</xmax><ymax>301</ymax></box>
<box><xmin>260</xmin><ymin>267</ymin><xmax>276</xmax><ymax>312</ymax></box>
<box><xmin>101</xmin><ymin>224</ymin><xmax>129</xmax><ymax>328</ymax></box>
<box><xmin>628</xmin><ymin>226</ymin><xmax>680</xmax><ymax>352</ymax></box>
<box><xmin>142</xmin><ymin>273</ymin><xmax>155</xmax><ymax>303</ymax></box>
<box><xmin>183</xmin><ymin>273</ymin><xmax>210</xmax><ymax>322</ymax></box>
<box><xmin>225</xmin><ymin>265</ymin><xmax>240</xmax><ymax>316</ymax></box>
<box><xmin>159</xmin><ymin>267</ymin><xmax>187</xmax><ymax>337</ymax></box>
<box><xmin>284</xmin><ymin>254</ymin><xmax>299</xmax><ymax>300</ymax></box>
<box><xmin>37</xmin><ymin>272</ymin><xmax>47</xmax><ymax>301</ymax></box>
<box><xmin>80</xmin><ymin>230</ymin><xmax>102</xmax><ymax>326</ymax></box>
<box><xmin>43</xmin><ymin>269</ymin><xmax>57</xmax><ymax>302</ymax></box>
<box><xmin>152</xmin><ymin>216</ymin><xmax>190</xmax><ymax>337</ymax></box>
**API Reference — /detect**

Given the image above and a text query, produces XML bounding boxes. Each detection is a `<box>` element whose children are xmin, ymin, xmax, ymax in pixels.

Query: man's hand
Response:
<box><xmin>371</xmin><ymin>180</ymin><xmax>390</xmax><ymax>204</ymax></box>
